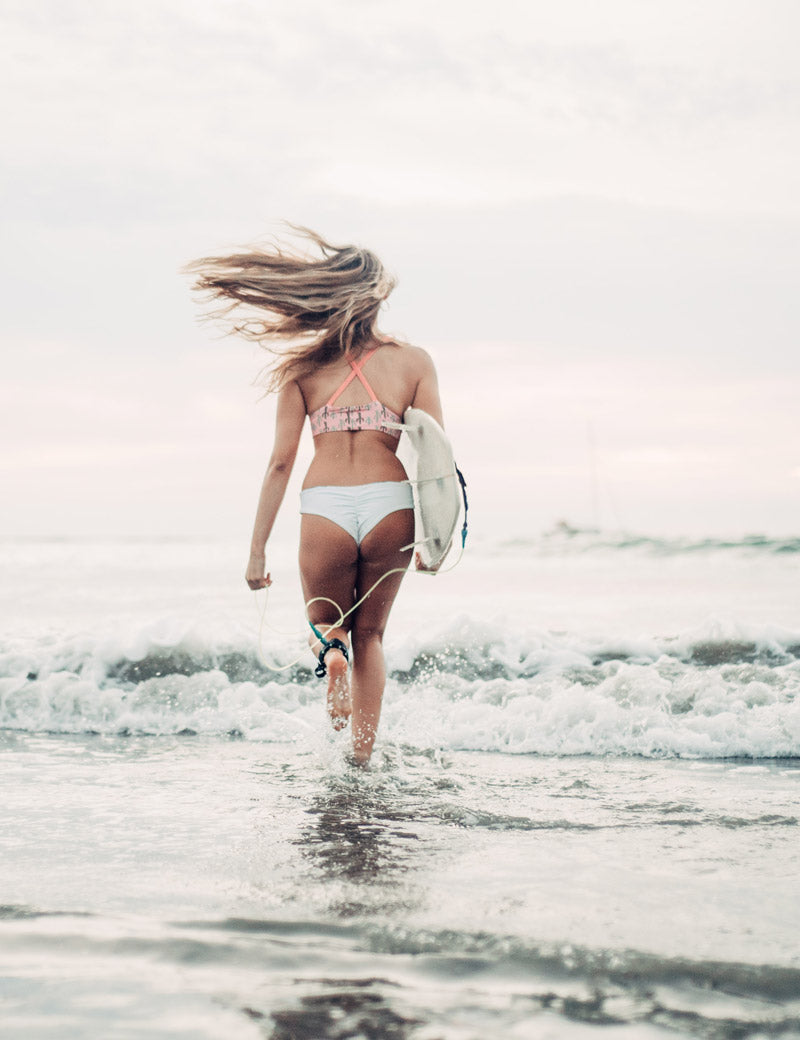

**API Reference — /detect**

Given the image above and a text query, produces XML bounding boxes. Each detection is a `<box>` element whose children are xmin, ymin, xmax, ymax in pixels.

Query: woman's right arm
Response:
<box><xmin>246</xmin><ymin>380</ymin><xmax>306</xmax><ymax>589</ymax></box>
<box><xmin>410</xmin><ymin>348</ymin><xmax>444</xmax><ymax>426</ymax></box>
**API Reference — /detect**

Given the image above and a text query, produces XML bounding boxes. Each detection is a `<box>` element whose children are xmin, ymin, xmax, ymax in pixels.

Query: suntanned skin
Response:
<box><xmin>245</xmin><ymin>337</ymin><xmax>444</xmax><ymax>765</ymax></box>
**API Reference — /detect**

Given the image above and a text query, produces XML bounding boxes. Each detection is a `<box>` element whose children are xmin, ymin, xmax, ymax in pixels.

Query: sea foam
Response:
<box><xmin>2</xmin><ymin>615</ymin><xmax>798</xmax><ymax>758</ymax></box>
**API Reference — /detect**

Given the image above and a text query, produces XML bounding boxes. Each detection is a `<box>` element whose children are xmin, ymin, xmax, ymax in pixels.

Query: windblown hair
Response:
<box><xmin>186</xmin><ymin>226</ymin><xmax>396</xmax><ymax>391</ymax></box>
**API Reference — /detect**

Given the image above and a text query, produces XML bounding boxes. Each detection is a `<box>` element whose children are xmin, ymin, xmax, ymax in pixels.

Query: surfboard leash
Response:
<box><xmin>253</xmin><ymin>542</ymin><xmax>465</xmax><ymax>675</ymax></box>
<box><xmin>253</xmin><ymin>468</ymin><xmax>468</xmax><ymax>674</ymax></box>
<box><xmin>456</xmin><ymin>464</ymin><xmax>469</xmax><ymax>548</ymax></box>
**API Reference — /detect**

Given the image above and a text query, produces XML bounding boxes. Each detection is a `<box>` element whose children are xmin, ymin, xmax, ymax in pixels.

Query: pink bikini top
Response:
<box><xmin>308</xmin><ymin>349</ymin><xmax>402</xmax><ymax>439</ymax></box>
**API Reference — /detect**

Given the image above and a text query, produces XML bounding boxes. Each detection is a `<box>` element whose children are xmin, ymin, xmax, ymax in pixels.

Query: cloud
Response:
<box><xmin>1</xmin><ymin>0</ymin><xmax>798</xmax><ymax>536</ymax></box>
<box><xmin>2</xmin><ymin>0</ymin><xmax>799</xmax><ymax>219</ymax></box>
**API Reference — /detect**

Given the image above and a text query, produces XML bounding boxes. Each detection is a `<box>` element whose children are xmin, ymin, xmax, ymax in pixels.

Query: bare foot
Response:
<box><xmin>350</xmin><ymin>723</ymin><xmax>375</xmax><ymax>767</ymax></box>
<box><xmin>325</xmin><ymin>650</ymin><xmax>351</xmax><ymax>731</ymax></box>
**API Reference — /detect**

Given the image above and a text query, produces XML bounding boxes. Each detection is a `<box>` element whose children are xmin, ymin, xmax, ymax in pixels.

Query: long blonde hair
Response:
<box><xmin>187</xmin><ymin>226</ymin><xmax>396</xmax><ymax>390</ymax></box>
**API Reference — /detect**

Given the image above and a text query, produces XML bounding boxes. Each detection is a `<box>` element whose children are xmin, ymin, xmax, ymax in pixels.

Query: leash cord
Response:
<box><xmin>254</xmin><ymin>537</ymin><xmax>465</xmax><ymax>673</ymax></box>
<box><xmin>254</xmin><ymin>468</ymin><xmax>468</xmax><ymax>673</ymax></box>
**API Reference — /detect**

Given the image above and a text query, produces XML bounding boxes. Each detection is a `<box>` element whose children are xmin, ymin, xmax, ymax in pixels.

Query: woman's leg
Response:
<box><xmin>349</xmin><ymin>508</ymin><xmax>414</xmax><ymax>764</ymax></box>
<box><xmin>299</xmin><ymin>514</ymin><xmax>359</xmax><ymax>729</ymax></box>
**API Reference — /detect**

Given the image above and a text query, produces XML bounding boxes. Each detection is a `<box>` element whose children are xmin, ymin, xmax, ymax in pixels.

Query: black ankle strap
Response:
<box><xmin>315</xmin><ymin>638</ymin><xmax>349</xmax><ymax>678</ymax></box>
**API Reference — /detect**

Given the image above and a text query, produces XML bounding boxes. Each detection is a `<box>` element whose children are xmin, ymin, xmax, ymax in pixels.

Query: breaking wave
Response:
<box><xmin>2</xmin><ymin>616</ymin><xmax>798</xmax><ymax>757</ymax></box>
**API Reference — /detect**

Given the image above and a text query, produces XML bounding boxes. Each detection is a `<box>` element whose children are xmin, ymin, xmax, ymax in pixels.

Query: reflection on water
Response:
<box><xmin>294</xmin><ymin>768</ymin><xmax>432</xmax><ymax>917</ymax></box>
<box><xmin>262</xmin><ymin>983</ymin><xmax>421</xmax><ymax>1040</ymax></box>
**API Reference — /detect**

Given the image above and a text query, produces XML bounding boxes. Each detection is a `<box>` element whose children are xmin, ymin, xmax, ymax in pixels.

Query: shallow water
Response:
<box><xmin>3</xmin><ymin>735</ymin><xmax>800</xmax><ymax>1039</ymax></box>
<box><xmin>1</xmin><ymin>533</ymin><xmax>799</xmax><ymax>1037</ymax></box>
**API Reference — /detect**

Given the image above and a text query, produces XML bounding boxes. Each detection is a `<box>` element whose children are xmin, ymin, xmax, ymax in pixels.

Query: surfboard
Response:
<box><xmin>399</xmin><ymin>407</ymin><xmax>463</xmax><ymax>570</ymax></box>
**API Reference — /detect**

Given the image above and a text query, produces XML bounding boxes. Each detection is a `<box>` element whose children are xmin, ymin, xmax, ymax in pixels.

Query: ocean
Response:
<box><xmin>1</xmin><ymin>531</ymin><xmax>799</xmax><ymax>1039</ymax></box>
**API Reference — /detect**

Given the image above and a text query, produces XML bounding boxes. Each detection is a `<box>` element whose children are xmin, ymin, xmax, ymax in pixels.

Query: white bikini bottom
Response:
<box><xmin>300</xmin><ymin>481</ymin><xmax>414</xmax><ymax>545</ymax></box>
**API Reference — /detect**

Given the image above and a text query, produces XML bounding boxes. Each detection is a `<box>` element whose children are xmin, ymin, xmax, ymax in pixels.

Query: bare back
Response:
<box><xmin>296</xmin><ymin>339</ymin><xmax>442</xmax><ymax>489</ymax></box>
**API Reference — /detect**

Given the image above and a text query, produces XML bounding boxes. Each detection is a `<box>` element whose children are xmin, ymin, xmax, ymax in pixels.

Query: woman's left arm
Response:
<box><xmin>246</xmin><ymin>380</ymin><xmax>306</xmax><ymax>589</ymax></box>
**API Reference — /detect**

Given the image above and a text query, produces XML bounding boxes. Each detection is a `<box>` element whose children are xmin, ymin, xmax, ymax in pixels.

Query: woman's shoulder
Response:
<box><xmin>381</xmin><ymin>339</ymin><xmax>435</xmax><ymax>371</ymax></box>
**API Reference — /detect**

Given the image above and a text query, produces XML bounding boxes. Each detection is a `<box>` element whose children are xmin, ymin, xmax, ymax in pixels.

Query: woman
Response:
<box><xmin>189</xmin><ymin>228</ymin><xmax>444</xmax><ymax>765</ymax></box>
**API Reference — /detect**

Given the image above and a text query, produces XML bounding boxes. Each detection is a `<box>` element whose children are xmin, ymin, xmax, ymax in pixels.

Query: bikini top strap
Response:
<box><xmin>325</xmin><ymin>348</ymin><xmax>379</xmax><ymax>406</ymax></box>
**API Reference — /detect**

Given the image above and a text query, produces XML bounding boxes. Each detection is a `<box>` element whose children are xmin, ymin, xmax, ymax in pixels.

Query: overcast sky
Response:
<box><xmin>2</xmin><ymin>0</ymin><xmax>799</xmax><ymax>539</ymax></box>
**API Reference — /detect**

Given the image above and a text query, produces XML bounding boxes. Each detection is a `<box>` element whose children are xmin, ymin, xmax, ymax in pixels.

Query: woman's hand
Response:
<box><xmin>415</xmin><ymin>550</ymin><xmax>443</xmax><ymax>573</ymax></box>
<box><xmin>246</xmin><ymin>552</ymin><xmax>272</xmax><ymax>590</ymax></box>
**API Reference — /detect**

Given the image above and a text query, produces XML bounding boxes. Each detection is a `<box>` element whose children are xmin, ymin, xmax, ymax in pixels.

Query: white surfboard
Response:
<box><xmin>398</xmin><ymin>407</ymin><xmax>463</xmax><ymax>570</ymax></box>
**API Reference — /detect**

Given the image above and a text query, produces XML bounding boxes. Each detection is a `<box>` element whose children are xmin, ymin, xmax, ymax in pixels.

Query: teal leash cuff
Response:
<box><xmin>310</xmin><ymin>621</ymin><xmax>349</xmax><ymax>678</ymax></box>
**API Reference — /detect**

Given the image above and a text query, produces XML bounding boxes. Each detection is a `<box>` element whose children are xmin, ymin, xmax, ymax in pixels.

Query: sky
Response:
<box><xmin>2</xmin><ymin>0</ymin><xmax>799</xmax><ymax>540</ymax></box>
